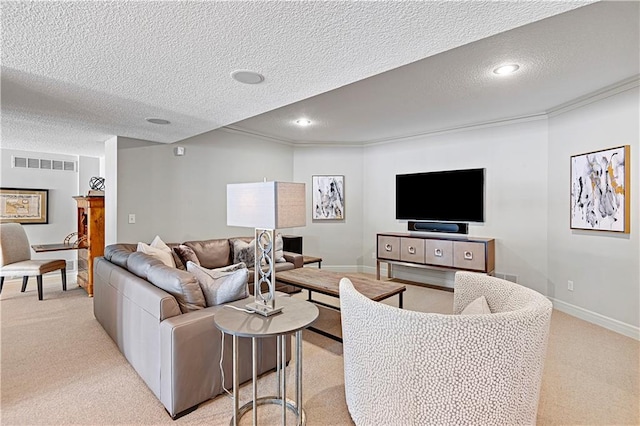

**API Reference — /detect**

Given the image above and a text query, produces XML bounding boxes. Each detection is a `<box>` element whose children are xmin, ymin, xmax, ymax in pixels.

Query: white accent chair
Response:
<box><xmin>0</xmin><ymin>223</ymin><xmax>67</xmax><ymax>300</ymax></box>
<box><xmin>339</xmin><ymin>271</ymin><xmax>552</xmax><ymax>426</ymax></box>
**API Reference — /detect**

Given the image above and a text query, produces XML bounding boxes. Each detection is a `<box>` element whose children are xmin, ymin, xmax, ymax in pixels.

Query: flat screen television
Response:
<box><xmin>396</xmin><ymin>168</ymin><xmax>485</xmax><ymax>222</ymax></box>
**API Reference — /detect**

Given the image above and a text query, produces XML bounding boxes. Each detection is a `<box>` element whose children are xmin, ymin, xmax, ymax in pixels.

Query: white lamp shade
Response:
<box><xmin>227</xmin><ymin>181</ymin><xmax>306</xmax><ymax>229</ymax></box>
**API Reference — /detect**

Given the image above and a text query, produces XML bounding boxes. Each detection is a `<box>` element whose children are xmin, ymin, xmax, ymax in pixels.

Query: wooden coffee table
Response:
<box><xmin>276</xmin><ymin>268</ymin><xmax>406</xmax><ymax>342</ymax></box>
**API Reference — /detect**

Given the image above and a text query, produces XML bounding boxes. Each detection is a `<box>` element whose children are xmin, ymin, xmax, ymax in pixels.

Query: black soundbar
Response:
<box><xmin>408</xmin><ymin>221</ymin><xmax>469</xmax><ymax>234</ymax></box>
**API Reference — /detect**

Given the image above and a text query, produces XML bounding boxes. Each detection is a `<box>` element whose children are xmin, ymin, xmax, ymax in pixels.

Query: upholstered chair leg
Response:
<box><xmin>61</xmin><ymin>268</ymin><xmax>67</xmax><ymax>291</ymax></box>
<box><xmin>0</xmin><ymin>276</ymin><xmax>4</xmax><ymax>294</ymax></box>
<box><xmin>37</xmin><ymin>275</ymin><xmax>43</xmax><ymax>300</ymax></box>
<box><xmin>21</xmin><ymin>276</ymin><xmax>29</xmax><ymax>292</ymax></box>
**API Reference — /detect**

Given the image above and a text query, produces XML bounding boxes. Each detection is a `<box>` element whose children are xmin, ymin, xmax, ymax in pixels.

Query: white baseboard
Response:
<box><xmin>549</xmin><ymin>297</ymin><xmax>640</xmax><ymax>341</ymax></box>
<box><xmin>311</xmin><ymin>266</ymin><xmax>640</xmax><ymax>341</ymax></box>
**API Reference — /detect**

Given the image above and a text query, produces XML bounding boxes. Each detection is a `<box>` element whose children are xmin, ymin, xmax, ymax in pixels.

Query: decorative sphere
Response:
<box><xmin>89</xmin><ymin>176</ymin><xmax>105</xmax><ymax>190</ymax></box>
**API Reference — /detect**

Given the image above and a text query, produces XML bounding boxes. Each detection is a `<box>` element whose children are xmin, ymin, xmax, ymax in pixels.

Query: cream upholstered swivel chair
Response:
<box><xmin>339</xmin><ymin>271</ymin><xmax>552</xmax><ymax>426</ymax></box>
<box><xmin>0</xmin><ymin>223</ymin><xmax>67</xmax><ymax>300</ymax></box>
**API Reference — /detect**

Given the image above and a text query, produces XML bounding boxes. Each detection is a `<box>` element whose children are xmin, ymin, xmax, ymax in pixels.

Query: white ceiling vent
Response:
<box><xmin>12</xmin><ymin>156</ymin><xmax>76</xmax><ymax>172</ymax></box>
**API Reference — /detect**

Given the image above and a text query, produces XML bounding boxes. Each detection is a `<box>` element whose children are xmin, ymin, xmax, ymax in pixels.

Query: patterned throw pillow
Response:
<box><xmin>173</xmin><ymin>244</ymin><xmax>200</xmax><ymax>268</ymax></box>
<box><xmin>232</xmin><ymin>239</ymin><xmax>256</xmax><ymax>266</ymax></box>
<box><xmin>187</xmin><ymin>261</ymin><xmax>249</xmax><ymax>306</ymax></box>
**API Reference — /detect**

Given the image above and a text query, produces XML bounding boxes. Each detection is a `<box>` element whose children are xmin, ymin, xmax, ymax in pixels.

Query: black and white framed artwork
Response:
<box><xmin>312</xmin><ymin>175</ymin><xmax>344</xmax><ymax>220</ymax></box>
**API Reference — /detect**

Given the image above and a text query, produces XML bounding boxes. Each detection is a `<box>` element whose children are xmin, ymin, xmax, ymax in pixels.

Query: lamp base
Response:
<box><xmin>245</xmin><ymin>302</ymin><xmax>283</xmax><ymax>317</ymax></box>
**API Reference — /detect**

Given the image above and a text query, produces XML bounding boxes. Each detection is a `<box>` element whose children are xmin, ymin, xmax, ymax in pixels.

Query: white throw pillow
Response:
<box><xmin>461</xmin><ymin>295</ymin><xmax>492</xmax><ymax>315</ymax></box>
<box><xmin>137</xmin><ymin>235</ymin><xmax>176</xmax><ymax>268</ymax></box>
<box><xmin>187</xmin><ymin>261</ymin><xmax>249</xmax><ymax>306</ymax></box>
<box><xmin>275</xmin><ymin>234</ymin><xmax>286</xmax><ymax>263</ymax></box>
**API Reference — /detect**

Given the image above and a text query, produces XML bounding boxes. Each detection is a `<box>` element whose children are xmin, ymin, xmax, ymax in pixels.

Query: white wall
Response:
<box><xmin>547</xmin><ymin>87</ymin><xmax>639</xmax><ymax>329</ymax></box>
<box><xmin>0</xmin><ymin>148</ymin><xmax>100</xmax><ymax>271</ymax></box>
<box><xmin>292</xmin><ymin>146</ymin><xmax>364</xmax><ymax>271</ymax></box>
<box><xmin>113</xmin><ymin>129</ymin><xmax>294</xmax><ymax>243</ymax></box>
<box><xmin>360</xmin><ymin>119</ymin><xmax>550</xmax><ymax>293</ymax></box>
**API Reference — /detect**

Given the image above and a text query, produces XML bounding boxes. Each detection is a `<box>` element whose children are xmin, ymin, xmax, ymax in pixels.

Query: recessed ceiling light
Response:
<box><xmin>493</xmin><ymin>64</ymin><xmax>520</xmax><ymax>75</ymax></box>
<box><xmin>295</xmin><ymin>119</ymin><xmax>312</xmax><ymax>126</ymax></box>
<box><xmin>146</xmin><ymin>118</ymin><xmax>170</xmax><ymax>125</ymax></box>
<box><xmin>231</xmin><ymin>70</ymin><xmax>265</xmax><ymax>84</ymax></box>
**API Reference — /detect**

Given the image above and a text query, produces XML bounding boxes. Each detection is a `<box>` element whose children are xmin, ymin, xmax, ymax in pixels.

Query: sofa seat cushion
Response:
<box><xmin>187</xmin><ymin>262</ymin><xmax>249</xmax><ymax>306</ymax></box>
<box><xmin>147</xmin><ymin>264</ymin><xmax>205</xmax><ymax>313</ymax></box>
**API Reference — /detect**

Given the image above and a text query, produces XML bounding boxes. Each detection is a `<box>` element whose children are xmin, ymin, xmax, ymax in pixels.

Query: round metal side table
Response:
<box><xmin>214</xmin><ymin>297</ymin><xmax>319</xmax><ymax>426</ymax></box>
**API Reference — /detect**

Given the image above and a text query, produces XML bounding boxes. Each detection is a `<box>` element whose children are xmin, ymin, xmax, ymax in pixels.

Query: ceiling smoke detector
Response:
<box><xmin>146</xmin><ymin>118</ymin><xmax>170</xmax><ymax>125</ymax></box>
<box><xmin>231</xmin><ymin>70</ymin><xmax>265</xmax><ymax>84</ymax></box>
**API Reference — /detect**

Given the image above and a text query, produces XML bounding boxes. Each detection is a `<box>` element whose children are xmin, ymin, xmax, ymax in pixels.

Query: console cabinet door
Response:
<box><xmin>378</xmin><ymin>236</ymin><xmax>400</xmax><ymax>261</ymax></box>
<box><xmin>400</xmin><ymin>238</ymin><xmax>425</xmax><ymax>264</ymax></box>
<box><xmin>425</xmin><ymin>240</ymin><xmax>453</xmax><ymax>267</ymax></box>
<box><xmin>453</xmin><ymin>241</ymin><xmax>486</xmax><ymax>271</ymax></box>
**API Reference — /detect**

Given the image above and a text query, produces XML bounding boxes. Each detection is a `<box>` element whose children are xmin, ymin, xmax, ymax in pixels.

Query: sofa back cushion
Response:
<box><xmin>104</xmin><ymin>243</ymin><xmax>137</xmax><ymax>268</ymax></box>
<box><xmin>184</xmin><ymin>238</ymin><xmax>235</xmax><ymax>269</ymax></box>
<box><xmin>127</xmin><ymin>252</ymin><xmax>165</xmax><ymax>279</ymax></box>
<box><xmin>146</xmin><ymin>264</ymin><xmax>206</xmax><ymax>313</ymax></box>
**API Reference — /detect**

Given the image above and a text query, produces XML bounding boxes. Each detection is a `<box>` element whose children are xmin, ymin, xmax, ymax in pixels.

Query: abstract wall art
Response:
<box><xmin>312</xmin><ymin>175</ymin><xmax>344</xmax><ymax>220</ymax></box>
<box><xmin>570</xmin><ymin>145</ymin><xmax>630</xmax><ymax>233</ymax></box>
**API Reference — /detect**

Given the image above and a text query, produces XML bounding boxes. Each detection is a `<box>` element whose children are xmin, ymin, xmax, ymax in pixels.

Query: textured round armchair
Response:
<box><xmin>339</xmin><ymin>271</ymin><xmax>552</xmax><ymax>426</ymax></box>
<box><xmin>0</xmin><ymin>223</ymin><xmax>67</xmax><ymax>300</ymax></box>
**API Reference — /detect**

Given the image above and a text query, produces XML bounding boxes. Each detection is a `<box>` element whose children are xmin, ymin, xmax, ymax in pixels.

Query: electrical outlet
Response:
<box><xmin>128</xmin><ymin>213</ymin><xmax>136</xmax><ymax>224</ymax></box>
<box><xmin>568</xmin><ymin>280</ymin><xmax>574</xmax><ymax>291</ymax></box>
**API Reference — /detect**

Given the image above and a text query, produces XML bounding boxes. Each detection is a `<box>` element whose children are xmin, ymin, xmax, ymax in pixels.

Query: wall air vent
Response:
<box><xmin>11</xmin><ymin>156</ymin><xmax>76</xmax><ymax>172</ymax></box>
<box><xmin>13</xmin><ymin>157</ymin><xmax>27</xmax><ymax>168</ymax></box>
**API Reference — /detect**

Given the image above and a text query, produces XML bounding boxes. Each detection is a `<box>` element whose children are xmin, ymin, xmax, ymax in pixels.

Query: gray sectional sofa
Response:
<box><xmin>93</xmin><ymin>236</ymin><xmax>301</xmax><ymax>418</ymax></box>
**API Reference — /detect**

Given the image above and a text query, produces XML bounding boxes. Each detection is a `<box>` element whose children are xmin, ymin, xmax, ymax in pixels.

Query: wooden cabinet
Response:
<box><xmin>376</xmin><ymin>232</ymin><xmax>495</xmax><ymax>281</ymax></box>
<box><xmin>73</xmin><ymin>196</ymin><xmax>104</xmax><ymax>297</ymax></box>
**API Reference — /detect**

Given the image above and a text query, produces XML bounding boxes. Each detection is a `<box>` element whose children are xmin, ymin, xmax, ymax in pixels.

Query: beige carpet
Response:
<box><xmin>1</xmin><ymin>275</ymin><xmax>638</xmax><ymax>425</ymax></box>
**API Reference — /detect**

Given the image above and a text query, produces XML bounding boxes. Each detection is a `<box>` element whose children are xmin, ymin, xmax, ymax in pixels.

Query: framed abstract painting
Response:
<box><xmin>570</xmin><ymin>145</ymin><xmax>630</xmax><ymax>233</ymax></box>
<box><xmin>312</xmin><ymin>175</ymin><xmax>344</xmax><ymax>220</ymax></box>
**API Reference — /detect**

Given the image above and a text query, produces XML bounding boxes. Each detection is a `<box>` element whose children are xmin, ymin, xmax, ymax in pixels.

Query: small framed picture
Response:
<box><xmin>570</xmin><ymin>145</ymin><xmax>630</xmax><ymax>233</ymax></box>
<box><xmin>312</xmin><ymin>175</ymin><xmax>345</xmax><ymax>220</ymax></box>
<box><xmin>0</xmin><ymin>187</ymin><xmax>49</xmax><ymax>224</ymax></box>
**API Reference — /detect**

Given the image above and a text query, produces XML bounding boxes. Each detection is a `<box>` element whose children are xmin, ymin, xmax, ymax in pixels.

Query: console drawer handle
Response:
<box><xmin>385</xmin><ymin>244</ymin><xmax>392</xmax><ymax>252</ymax></box>
<box><xmin>434</xmin><ymin>248</ymin><xmax>443</xmax><ymax>257</ymax></box>
<box><xmin>464</xmin><ymin>251</ymin><xmax>473</xmax><ymax>260</ymax></box>
<box><xmin>408</xmin><ymin>246</ymin><xmax>416</xmax><ymax>255</ymax></box>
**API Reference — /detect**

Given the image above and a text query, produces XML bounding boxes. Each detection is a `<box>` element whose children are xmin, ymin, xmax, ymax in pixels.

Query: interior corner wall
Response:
<box><xmin>104</xmin><ymin>136</ymin><xmax>118</xmax><ymax>245</ymax></box>
<box><xmin>292</xmin><ymin>146</ymin><xmax>364</xmax><ymax>271</ymax></box>
<box><xmin>361</xmin><ymin>119</ymin><xmax>550</xmax><ymax>293</ymax></box>
<box><xmin>547</xmin><ymin>87</ymin><xmax>639</xmax><ymax>329</ymax></box>
<box><xmin>115</xmin><ymin>130</ymin><xmax>294</xmax><ymax>243</ymax></box>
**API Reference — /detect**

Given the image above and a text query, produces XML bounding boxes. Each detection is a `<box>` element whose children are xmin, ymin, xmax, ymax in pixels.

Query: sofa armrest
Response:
<box><xmin>283</xmin><ymin>251</ymin><xmax>303</xmax><ymax>268</ymax></box>
<box><xmin>159</xmin><ymin>298</ymin><xmax>291</xmax><ymax>418</ymax></box>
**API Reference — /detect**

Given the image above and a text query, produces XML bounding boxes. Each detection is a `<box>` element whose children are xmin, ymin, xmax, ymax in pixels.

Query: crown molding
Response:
<box><xmin>220</xmin><ymin>126</ymin><xmax>296</xmax><ymax>146</ymax></box>
<box><xmin>225</xmin><ymin>76</ymin><xmax>639</xmax><ymax>148</ymax></box>
<box><xmin>546</xmin><ymin>75</ymin><xmax>639</xmax><ymax>117</ymax></box>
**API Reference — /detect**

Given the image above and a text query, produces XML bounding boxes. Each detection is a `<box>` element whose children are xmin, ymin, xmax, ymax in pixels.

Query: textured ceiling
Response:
<box><xmin>232</xmin><ymin>1</ymin><xmax>640</xmax><ymax>144</ymax></box>
<box><xmin>1</xmin><ymin>1</ymin><xmax>593</xmax><ymax>157</ymax></box>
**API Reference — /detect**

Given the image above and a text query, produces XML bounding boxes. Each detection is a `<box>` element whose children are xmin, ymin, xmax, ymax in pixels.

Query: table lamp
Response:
<box><xmin>227</xmin><ymin>181</ymin><xmax>306</xmax><ymax>316</ymax></box>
